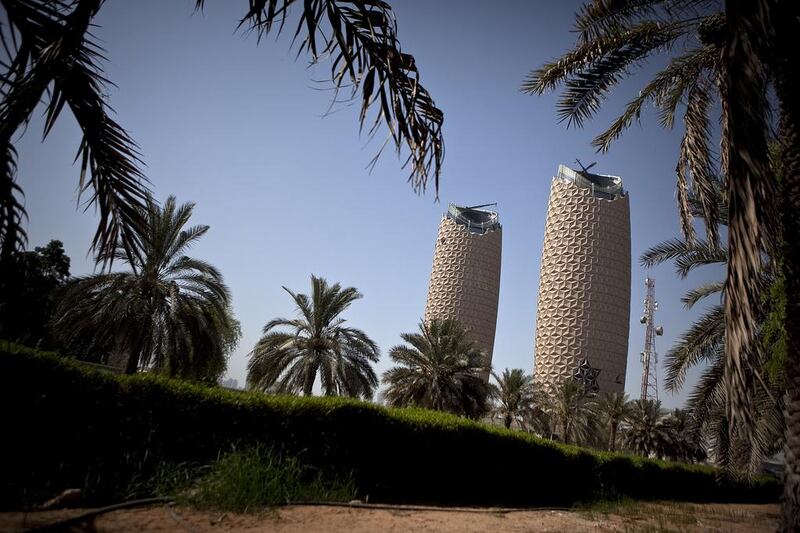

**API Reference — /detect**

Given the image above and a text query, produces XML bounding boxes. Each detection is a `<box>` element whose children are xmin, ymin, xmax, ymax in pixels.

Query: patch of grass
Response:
<box><xmin>576</xmin><ymin>496</ymin><xmax>645</xmax><ymax>520</ymax></box>
<box><xmin>578</xmin><ymin>499</ymin><xmax>700</xmax><ymax>530</ymax></box>
<box><xmin>171</xmin><ymin>446</ymin><xmax>356</xmax><ymax>512</ymax></box>
<box><xmin>146</xmin><ymin>461</ymin><xmax>206</xmax><ymax>499</ymax></box>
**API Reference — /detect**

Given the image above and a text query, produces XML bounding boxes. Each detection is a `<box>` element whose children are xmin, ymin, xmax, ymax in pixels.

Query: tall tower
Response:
<box><xmin>424</xmin><ymin>204</ymin><xmax>502</xmax><ymax>374</ymax></box>
<box><xmin>639</xmin><ymin>277</ymin><xmax>664</xmax><ymax>401</ymax></box>
<box><xmin>533</xmin><ymin>164</ymin><xmax>631</xmax><ymax>396</ymax></box>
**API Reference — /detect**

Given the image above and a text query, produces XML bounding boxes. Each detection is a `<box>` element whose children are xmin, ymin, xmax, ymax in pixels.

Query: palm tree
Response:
<box><xmin>522</xmin><ymin>392</ymin><xmax>556</xmax><ymax>439</ymax></box>
<box><xmin>382</xmin><ymin>318</ymin><xmax>491</xmax><ymax>418</ymax></box>
<box><xmin>663</xmin><ymin>408</ymin><xmax>706</xmax><ymax>464</ymax></box>
<box><xmin>530</xmin><ymin>2</ymin><xmax>800</xmax><ymax>525</ymax></box>
<box><xmin>490</xmin><ymin>368</ymin><xmax>536</xmax><ymax>429</ymax></box>
<box><xmin>552</xmin><ymin>379</ymin><xmax>596</xmax><ymax>446</ymax></box>
<box><xmin>247</xmin><ymin>275</ymin><xmax>379</xmax><ymax>400</ymax></box>
<box><xmin>595</xmin><ymin>392</ymin><xmax>631</xmax><ymax>452</ymax></box>
<box><xmin>0</xmin><ymin>0</ymin><xmax>444</xmax><ymax>262</ymax></box>
<box><xmin>767</xmin><ymin>5</ymin><xmax>800</xmax><ymax>525</ymax></box>
<box><xmin>623</xmin><ymin>399</ymin><xmax>673</xmax><ymax>458</ymax></box>
<box><xmin>641</xmin><ymin>186</ymin><xmax>784</xmax><ymax>475</ymax></box>
<box><xmin>52</xmin><ymin>195</ymin><xmax>237</xmax><ymax>381</ymax></box>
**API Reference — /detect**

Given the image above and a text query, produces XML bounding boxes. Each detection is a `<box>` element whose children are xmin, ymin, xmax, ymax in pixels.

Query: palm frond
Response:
<box><xmin>0</xmin><ymin>141</ymin><xmax>26</xmax><ymax>257</ymax></box>
<box><xmin>1</xmin><ymin>0</ymin><xmax>149</xmax><ymax>262</ymax></box>
<box><xmin>574</xmin><ymin>0</ymin><xmax>711</xmax><ymax>42</ymax></box>
<box><xmin>524</xmin><ymin>19</ymin><xmax>677</xmax><ymax>96</ymax></box>
<box><xmin>639</xmin><ymin>237</ymin><xmax>725</xmax><ymax>276</ymax></box>
<box><xmin>676</xmin><ymin>150</ymin><xmax>698</xmax><ymax>242</ymax></box>
<box><xmin>685</xmin><ymin>351</ymin><xmax>724</xmax><ymax>426</ymax></box>
<box><xmin>195</xmin><ymin>0</ymin><xmax>444</xmax><ymax>193</ymax></box>
<box><xmin>680</xmin><ymin>80</ymin><xmax>720</xmax><ymax>246</ymax></box>
<box><xmin>574</xmin><ymin>0</ymin><xmax>664</xmax><ymax>42</ymax></box>
<box><xmin>681</xmin><ymin>280</ymin><xmax>724</xmax><ymax>309</ymax></box>
<box><xmin>163</xmin><ymin>224</ymin><xmax>209</xmax><ymax>263</ymax></box>
<box><xmin>59</xmin><ymin>40</ymin><xmax>150</xmax><ymax>262</ymax></box>
<box><xmin>524</xmin><ymin>20</ymin><xmax>683</xmax><ymax>128</ymax></box>
<box><xmin>592</xmin><ymin>46</ymin><xmax>715</xmax><ymax>153</ymax></box>
<box><xmin>167</xmin><ymin>256</ymin><xmax>221</xmax><ymax>281</ymax></box>
<box><xmin>673</xmin><ymin>245</ymin><xmax>726</xmax><ymax>277</ymax></box>
<box><xmin>663</xmin><ymin>304</ymin><xmax>724</xmax><ymax>391</ymax></box>
<box><xmin>713</xmin><ymin>52</ymin><xmax>729</xmax><ymax>189</ymax></box>
<box><xmin>688</xmin><ymin>183</ymin><xmax>728</xmax><ymax>224</ymax></box>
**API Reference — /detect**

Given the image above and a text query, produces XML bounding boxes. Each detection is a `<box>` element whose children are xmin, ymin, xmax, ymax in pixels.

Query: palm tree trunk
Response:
<box><xmin>772</xmin><ymin>1</ymin><xmax>800</xmax><ymax>528</ymax></box>
<box><xmin>106</xmin><ymin>336</ymin><xmax>137</xmax><ymax>374</ymax></box>
<box><xmin>124</xmin><ymin>351</ymin><xmax>140</xmax><ymax>375</ymax></box>
<box><xmin>724</xmin><ymin>0</ymin><xmax>775</xmax><ymax>443</ymax></box>
<box><xmin>609</xmin><ymin>423</ymin><xmax>617</xmax><ymax>452</ymax></box>
<box><xmin>504</xmin><ymin>414</ymin><xmax>512</xmax><ymax>429</ymax></box>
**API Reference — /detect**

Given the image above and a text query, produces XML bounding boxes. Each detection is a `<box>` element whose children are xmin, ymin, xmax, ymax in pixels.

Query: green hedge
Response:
<box><xmin>0</xmin><ymin>343</ymin><xmax>779</xmax><ymax>509</ymax></box>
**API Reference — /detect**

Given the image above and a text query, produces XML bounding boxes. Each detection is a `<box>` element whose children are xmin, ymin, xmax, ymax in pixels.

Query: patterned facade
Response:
<box><xmin>424</xmin><ymin>206</ymin><xmax>502</xmax><ymax>373</ymax></box>
<box><xmin>533</xmin><ymin>166</ymin><xmax>631</xmax><ymax>396</ymax></box>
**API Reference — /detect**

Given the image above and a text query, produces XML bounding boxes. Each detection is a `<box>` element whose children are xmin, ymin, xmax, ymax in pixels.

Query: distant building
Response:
<box><xmin>533</xmin><ymin>165</ymin><xmax>631</xmax><ymax>396</ymax></box>
<box><xmin>220</xmin><ymin>377</ymin><xmax>239</xmax><ymax>390</ymax></box>
<box><xmin>424</xmin><ymin>204</ymin><xmax>502</xmax><ymax>377</ymax></box>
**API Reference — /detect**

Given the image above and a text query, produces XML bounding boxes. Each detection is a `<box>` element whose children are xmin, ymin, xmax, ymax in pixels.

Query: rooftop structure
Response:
<box><xmin>446</xmin><ymin>204</ymin><xmax>502</xmax><ymax>234</ymax></box>
<box><xmin>556</xmin><ymin>164</ymin><xmax>626</xmax><ymax>200</ymax></box>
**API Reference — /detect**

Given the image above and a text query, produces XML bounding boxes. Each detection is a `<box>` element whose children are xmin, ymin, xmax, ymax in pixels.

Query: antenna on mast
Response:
<box><xmin>639</xmin><ymin>277</ymin><xmax>663</xmax><ymax>401</ymax></box>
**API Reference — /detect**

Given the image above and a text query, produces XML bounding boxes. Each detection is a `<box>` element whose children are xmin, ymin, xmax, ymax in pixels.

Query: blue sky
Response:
<box><xmin>15</xmin><ymin>0</ymin><xmax>722</xmax><ymax>408</ymax></box>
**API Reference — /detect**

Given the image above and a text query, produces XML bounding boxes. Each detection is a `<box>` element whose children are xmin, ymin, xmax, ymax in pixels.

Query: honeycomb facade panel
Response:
<box><xmin>533</xmin><ymin>166</ymin><xmax>631</xmax><ymax>396</ymax></box>
<box><xmin>424</xmin><ymin>206</ymin><xmax>502</xmax><ymax>373</ymax></box>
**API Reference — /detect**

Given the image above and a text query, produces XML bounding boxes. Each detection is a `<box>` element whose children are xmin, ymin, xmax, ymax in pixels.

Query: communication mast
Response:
<box><xmin>640</xmin><ymin>277</ymin><xmax>664</xmax><ymax>401</ymax></box>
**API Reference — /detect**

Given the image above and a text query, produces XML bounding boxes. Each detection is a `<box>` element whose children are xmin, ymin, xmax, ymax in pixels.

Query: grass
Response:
<box><xmin>152</xmin><ymin>446</ymin><xmax>356</xmax><ymax>513</ymax></box>
<box><xmin>577</xmin><ymin>498</ymin><xmax>778</xmax><ymax>532</ymax></box>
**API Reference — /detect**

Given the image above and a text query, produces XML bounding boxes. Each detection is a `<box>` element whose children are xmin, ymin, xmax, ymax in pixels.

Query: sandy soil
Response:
<box><xmin>0</xmin><ymin>501</ymin><xmax>780</xmax><ymax>533</ymax></box>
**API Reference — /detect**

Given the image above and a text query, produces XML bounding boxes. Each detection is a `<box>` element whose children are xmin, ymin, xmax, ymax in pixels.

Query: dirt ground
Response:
<box><xmin>0</xmin><ymin>501</ymin><xmax>780</xmax><ymax>533</ymax></box>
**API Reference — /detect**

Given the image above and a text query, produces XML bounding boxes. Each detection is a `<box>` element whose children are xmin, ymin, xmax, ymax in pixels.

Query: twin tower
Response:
<box><xmin>423</xmin><ymin>164</ymin><xmax>631</xmax><ymax>395</ymax></box>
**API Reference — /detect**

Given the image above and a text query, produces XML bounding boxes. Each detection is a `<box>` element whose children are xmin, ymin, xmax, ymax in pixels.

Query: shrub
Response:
<box><xmin>183</xmin><ymin>446</ymin><xmax>355</xmax><ymax>511</ymax></box>
<box><xmin>0</xmin><ymin>343</ymin><xmax>780</xmax><ymax>509</ymax></box>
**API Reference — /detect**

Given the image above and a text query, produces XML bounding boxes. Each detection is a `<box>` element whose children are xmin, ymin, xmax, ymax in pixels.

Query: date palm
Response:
<box><xmin>382</xmin><ymin>318</ymin><xmax>491</xmax><ymax>419</ymax></box>
<box><xmin>623</xmin><ymin>399</ymin><xmax>672</xmax><ymax>458</ymax></box>
<box><xmin>247</xmin><ymin>275</ymin><xmax>379</xmax><ymax>399</ymax></box>
<box><xmin>553</xmin><ymin>379</ymin><xmax>596</xmax><ymax>446</ymax></box>
<box><xmin>1</xmin><ymin>0</ymin><xmax>444</xmax><ymax>261</ymax></box>
<box><xmin>595</xmin><ymin>392</ymin><xmax>631</xmax><ymax>452</ymax></box>
<box><xmin>641</xmin><ymin>187</ymin><xmax>784</xmax><ymax>476</ymax></box>
<box><xmin>522</xmin><ymin>392</ymin><xmax>556</xmax><ymax>439</ymax></box>
<box><xmin>490</xmin><ymin>368</ymin><xmax>536</xmax><ymax>429</ymax></box>
<box><xmin>763</xmin><ymin>4</ymin><xmax>800</xmax><ymax>527</ymax></box>
<box><xmin>530</xmin><ymin>2</ymin><xmax>800</xmax><ymax>526</ymax></box>
<box><xmin>52</xmin><ymin>195</ymin><xmax>237</xmax><ymax>381</ymax></box>
<box><xmin>663</xmin><ymin>408</ymin><xmax>706</xmax><ymax>463</ymax></box>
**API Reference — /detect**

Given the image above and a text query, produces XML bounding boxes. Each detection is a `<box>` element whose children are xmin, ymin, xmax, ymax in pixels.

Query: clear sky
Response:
<box><xmin>14</xmin><ymin>0</ymin><xmax>722</xmax><ymax>408</ymax></box>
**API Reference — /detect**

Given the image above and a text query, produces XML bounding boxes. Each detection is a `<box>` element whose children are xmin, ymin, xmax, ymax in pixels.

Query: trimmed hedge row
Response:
<box><xmin>1</xmin><ymin>343</ymin><xmax>780</xmax><ymax>509</ymax></box>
